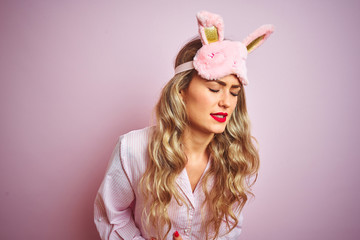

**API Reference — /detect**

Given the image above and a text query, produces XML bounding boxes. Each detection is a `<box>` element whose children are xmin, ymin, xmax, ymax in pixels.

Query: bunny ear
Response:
<box><xmin>197</xmin><ymin>11</ymin><xmax>224</xmax><ymax>45</ymax></box>
<box><xmin>242</xmin><ymin>24</ymin><xmax>274</xmax><ymax>54</ymax></box>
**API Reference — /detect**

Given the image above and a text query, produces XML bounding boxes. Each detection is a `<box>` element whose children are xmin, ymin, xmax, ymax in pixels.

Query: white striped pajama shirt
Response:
<box><xmin>94</xmin><ymin>127</ymin><xmax>243</xmax><ymax>239</ymax></box>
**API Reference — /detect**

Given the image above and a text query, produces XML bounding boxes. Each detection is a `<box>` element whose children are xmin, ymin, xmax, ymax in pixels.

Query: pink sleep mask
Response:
<box><xmin>174</xmin><ymin>11</ymin><xmax>274</xmax><ymax>86</ymax></box>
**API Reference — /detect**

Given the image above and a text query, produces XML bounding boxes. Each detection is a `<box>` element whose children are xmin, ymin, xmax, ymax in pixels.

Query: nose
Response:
<box><xmin>218</xmin><ymin>92</ymin><xmax>231</xmax><ymax>108</ymax></box>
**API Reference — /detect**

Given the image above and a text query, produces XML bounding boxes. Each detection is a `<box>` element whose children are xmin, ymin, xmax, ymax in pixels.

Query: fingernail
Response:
<box><xmin>174</xmin><ymin>231</ymin><xmax>179</xmax><ymax>237</ymax></box>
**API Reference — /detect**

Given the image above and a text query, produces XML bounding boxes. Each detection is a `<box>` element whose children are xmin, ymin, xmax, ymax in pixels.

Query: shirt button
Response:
<box><xmin>97</xmin><ymin>218</ymin><xmax>102</xmax><ymax>222</ymax></box>
<box><xmin>184</xmin><ymin>229</ymin><xmax>189</xmax><ymax>233</ymax></box>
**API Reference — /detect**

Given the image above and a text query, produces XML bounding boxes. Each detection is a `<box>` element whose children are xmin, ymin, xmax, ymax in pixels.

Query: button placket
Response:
<box><xmin>184</xmin><ymin>206</ymin><xmax>194</xmax><ymax>237</ymax></box>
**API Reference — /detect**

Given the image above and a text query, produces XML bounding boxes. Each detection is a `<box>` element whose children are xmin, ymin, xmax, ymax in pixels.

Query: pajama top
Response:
<box><xmin>94</xmin><ymin>127</ymin><xmax>243</xmax><ymax>240</ymax></box>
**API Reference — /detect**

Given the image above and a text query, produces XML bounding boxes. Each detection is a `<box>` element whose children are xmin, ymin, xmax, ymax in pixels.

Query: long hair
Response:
<box><xmin>140</xmin><ymin>38</ymin><xmax>260</xmax><ymax>239</ymax></box>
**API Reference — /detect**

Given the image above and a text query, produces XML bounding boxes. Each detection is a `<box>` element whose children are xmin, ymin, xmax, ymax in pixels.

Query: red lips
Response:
<box><xmin>210</xmin><ymin>112</ymin><xmax>228</xmax><ymax>123</ymax></box>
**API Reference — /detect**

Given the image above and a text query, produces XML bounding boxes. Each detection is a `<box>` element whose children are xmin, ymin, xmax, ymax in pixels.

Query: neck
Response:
<box><xmin>181</xmin><ymin>127</ymin><xmax>214</xmax><ymax>161</ymax></box>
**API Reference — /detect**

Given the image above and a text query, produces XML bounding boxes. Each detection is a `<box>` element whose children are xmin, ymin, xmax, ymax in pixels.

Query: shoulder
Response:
<box><xmin>117</xmin><ymin>126</ymin><xmax>154</xmax><ymax>182</ymax></box>
<box><xmin>119</xmin><ymin>126</ymin><xmax>154</xmax><ymax>155</ymax></box>
<box><xmin>119</xmin><ymin>126</ymin><xmax>154</xmax><ymax>142</ymax></box>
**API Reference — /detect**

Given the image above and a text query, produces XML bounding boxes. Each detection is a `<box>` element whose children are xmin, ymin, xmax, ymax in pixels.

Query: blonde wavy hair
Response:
<box><xmin>140</xmin><ymin>38</ymin><xmax>260</xmax><ymax>239</ymax></box>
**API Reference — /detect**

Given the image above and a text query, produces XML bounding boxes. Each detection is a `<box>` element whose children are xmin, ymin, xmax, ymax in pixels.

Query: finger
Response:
<box><xmin>173</xmin><ymin>231</ymin><xmax>183</xmax><ymax>240</ymax></box>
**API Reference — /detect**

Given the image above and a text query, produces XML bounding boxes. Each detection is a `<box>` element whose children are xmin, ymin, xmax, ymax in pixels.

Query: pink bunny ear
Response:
<box><xmin>197</xmin><ymin>11</ymin><xmax>224</xmax><ymax>45</ymax></box>
<box><xmin>242</xmin><ymin>24</ymin><xmax>274</xmax><ymax>54</ymax></box>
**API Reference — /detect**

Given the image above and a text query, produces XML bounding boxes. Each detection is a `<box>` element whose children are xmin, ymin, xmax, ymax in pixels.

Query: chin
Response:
<box><xmin>210</xmin><ymin>126</ymin><xmax>227</xmax><ymax>134</ymax></box>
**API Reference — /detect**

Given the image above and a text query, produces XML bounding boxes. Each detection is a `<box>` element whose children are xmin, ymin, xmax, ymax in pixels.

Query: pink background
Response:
<box><xmin>1</xmin><ymin>0</ymin><xmax>359</xmax><ymax>239</ymax></box>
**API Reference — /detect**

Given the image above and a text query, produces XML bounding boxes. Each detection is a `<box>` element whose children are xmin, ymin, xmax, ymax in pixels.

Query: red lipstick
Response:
<box><xmin>210</xmin><ymin>112</ymin><xmax>228</xmax><ymax>123</ymax></box>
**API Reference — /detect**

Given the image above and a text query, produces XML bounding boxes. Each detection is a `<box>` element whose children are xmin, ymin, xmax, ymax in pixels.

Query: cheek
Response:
<box><xmin>229</xmin><ymin>98</ymin><xmax>239</xmax><ymax>114</ymax></box>
<box><xmin>188</xmin><ymin>91</ymin><xmax>214</xmax><ymax>110</ymax></box>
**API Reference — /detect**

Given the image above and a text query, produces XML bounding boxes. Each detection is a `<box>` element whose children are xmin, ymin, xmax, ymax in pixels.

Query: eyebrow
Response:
<box><xmin>214</xmin><ymin>80</ymin><xmax>241</xmax><ymax>88</ymax></box>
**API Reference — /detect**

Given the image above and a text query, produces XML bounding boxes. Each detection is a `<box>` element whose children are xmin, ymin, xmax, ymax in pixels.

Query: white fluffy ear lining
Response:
<box><xmin>242</xmin><ymin>24</ymin><xmax>274</xmax><ymax>54</ymax></box>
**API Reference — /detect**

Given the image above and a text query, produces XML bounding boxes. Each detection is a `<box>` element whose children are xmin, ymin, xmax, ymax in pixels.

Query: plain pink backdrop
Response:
<box><xmin>1</xmin><ymin>0</ymin><xmax>359</xmax><ymax>239</ymax></box>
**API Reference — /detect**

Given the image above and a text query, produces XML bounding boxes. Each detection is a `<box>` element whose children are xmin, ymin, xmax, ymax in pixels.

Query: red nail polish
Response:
<box><xmin>174</xmin><ymin>231</ymin><xmax>179</xmax><ymax>237</ymax></box>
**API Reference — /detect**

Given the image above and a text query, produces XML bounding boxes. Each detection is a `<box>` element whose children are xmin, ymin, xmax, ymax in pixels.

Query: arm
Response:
<box><xmin>94</xmin><ymin>137</ymin><xmax>145</xmax><ymax>240</ymax></box>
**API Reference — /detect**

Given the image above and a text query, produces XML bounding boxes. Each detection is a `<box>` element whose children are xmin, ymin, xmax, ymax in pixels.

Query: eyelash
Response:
<box><xmin>209</xmin><ymin>88</ymin><xmax>238</xmax><ymax>97</ymax></box>
<box><xmin>209</xmin><ymin>88</ymin><xmax>219</xmax><ymax>93</ymax></box>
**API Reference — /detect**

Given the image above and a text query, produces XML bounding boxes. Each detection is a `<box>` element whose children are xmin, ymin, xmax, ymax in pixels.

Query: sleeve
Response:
<box><xmin>94</xmin><ymin>137</ymin><xmax>145</xmax><ymax>240</ymax></box>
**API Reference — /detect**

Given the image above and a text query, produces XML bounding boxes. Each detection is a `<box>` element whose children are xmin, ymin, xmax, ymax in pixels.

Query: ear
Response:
<box><xmin>179</xmin><ymin>89</ymin><xmax>186</xmax><ymax>101</ymax></box>
<box><xmin>242</xmin><ymin>24</ymin><xmax>274</xmax><ymax>54</ymax></box>
<box><xmin>196</xmin><ymin>11</ymin><xmax>224</xmax><ymax>45</ymax></box>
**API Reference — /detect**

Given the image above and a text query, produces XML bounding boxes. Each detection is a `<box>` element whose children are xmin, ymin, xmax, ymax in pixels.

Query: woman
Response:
<box><xmin>94</xmin><ymin>11</ymin><xmax>273</xmax><ymax>240</ymax></box>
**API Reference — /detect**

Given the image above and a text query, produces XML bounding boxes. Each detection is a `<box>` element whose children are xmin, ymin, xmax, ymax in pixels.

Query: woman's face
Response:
<box><xmin>181</xmin><ymin>74</ymin><xmax>241</xmax><ymax>135</ymax></box>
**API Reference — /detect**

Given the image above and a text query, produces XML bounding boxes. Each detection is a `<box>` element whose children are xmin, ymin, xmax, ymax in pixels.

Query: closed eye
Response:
<box><xmin>209</xmin><ymin>88</ymin><xmax>219</xmax><ymax>93</ymax></box>
<box><xmin>231</xmin><ymin>92</ymin><xmax>239</xmax><ymax>97</ymax></box>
